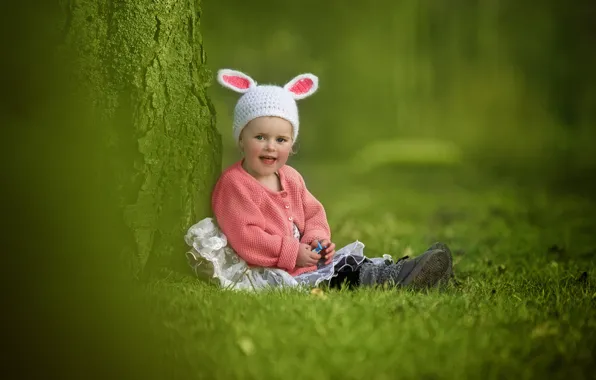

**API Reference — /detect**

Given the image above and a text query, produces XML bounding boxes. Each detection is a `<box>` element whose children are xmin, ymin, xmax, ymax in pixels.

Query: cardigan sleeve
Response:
<box><xmin>212</xmin><ymin>176</ymin><xmax>300</xmax><ymax>272</ymax></box>
<box><xmin>296</xmin><ymin>173</ymin><xmax>331</xmax><ymax>245</ymax></box>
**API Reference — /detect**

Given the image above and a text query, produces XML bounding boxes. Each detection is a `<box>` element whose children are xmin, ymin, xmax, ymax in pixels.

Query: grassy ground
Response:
<box><xmin>146</xmin><ymin>162</ymin><xmax>596</xmax><ymax>379</ymax></box>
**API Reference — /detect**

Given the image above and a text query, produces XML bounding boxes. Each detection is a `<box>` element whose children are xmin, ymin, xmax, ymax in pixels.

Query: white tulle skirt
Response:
<box><xmin>184</xmin><ymin>218</ymin><xmax>392</xmax><ymax>291</ymax></box>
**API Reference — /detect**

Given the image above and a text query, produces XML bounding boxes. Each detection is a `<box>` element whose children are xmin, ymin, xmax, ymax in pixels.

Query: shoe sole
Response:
<box><xmin>405</xmin><ymin>249</ymin><xmax>452</xmax><ymax>289</ymax></box>
<box><xmin>429</xmin><ymin>243</ymin><xmax>454</xmax><ymax>286</ymax></box>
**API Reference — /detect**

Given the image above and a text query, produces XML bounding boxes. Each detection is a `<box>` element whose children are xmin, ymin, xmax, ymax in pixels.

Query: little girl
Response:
<box><xmin>185</xmin><ymin>68</ymin><xmax>453</xmax><ymax>291</ymax></box>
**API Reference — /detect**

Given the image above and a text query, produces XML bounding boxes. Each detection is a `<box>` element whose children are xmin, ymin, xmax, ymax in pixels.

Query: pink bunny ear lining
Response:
<box><xmin>222</xmin><ymin>75</ymin><xmax>251</xmax><ymax>90</ymax></box>
<box><xmin>288</xmin><ymin>78</ymin><xmax>314</xmax><ymax>95</ymax></box>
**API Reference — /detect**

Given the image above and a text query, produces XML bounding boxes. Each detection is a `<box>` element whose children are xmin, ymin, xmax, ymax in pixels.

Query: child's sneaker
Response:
<box><xmin>398</xmin><ymin>247</ymin><xmax>453</xmax><ymax>289</ymax></box>
<box><xmin>359</xmin><ymin>243</ymin><xmax>453</xmax><ymax>289</ymax></box>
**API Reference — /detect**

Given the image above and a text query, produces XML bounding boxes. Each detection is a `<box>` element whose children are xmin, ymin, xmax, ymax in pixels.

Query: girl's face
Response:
<box><xmin>239</xmin><ymin>116</ymin><xmax>293</xmax><ymax>180</ymax></box>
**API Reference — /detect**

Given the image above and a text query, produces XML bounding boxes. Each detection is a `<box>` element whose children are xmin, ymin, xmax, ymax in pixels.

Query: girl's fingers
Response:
<box><xmin>324</xmin><ymin>243</ymin><xmax>336</xmax><ymax>254</ymax></box>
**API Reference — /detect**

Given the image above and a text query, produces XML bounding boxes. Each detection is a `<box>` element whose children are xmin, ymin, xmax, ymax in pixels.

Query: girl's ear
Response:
<box><xmin>217</xmin><ymin>69</ymin><xmax>256</xmax><ymax>93</ymax></box>
<box><xmin>283</xmin><ymin>73</ymin><xmax>319</xmax><ymax>100</ymax></box>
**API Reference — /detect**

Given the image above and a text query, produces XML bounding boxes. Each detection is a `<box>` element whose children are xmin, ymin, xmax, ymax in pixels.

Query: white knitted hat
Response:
<box><xmin>217</xmin><ymin>69</ymin><xmax>319</xmax><ymax>143</ymax></box>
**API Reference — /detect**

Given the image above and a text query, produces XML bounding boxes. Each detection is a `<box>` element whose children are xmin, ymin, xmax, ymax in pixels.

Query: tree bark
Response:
<box><xmin>58</xmin><ymin>0</ymin><xmax>221</xmax><ymax>277</ymax></box>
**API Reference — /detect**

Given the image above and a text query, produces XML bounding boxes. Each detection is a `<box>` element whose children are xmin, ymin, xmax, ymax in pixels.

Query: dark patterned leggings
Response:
<box><xmin>328</xmin><ymin>255</ymin><xmax>373</xmax><ymax>289</ymax></box>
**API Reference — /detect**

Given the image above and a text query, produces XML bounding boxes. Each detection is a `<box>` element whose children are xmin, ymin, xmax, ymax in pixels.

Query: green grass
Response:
<box><xmin>145</xmin><ymin>163</ymin><xmax>596</xmax><ymax>379</ymax></box>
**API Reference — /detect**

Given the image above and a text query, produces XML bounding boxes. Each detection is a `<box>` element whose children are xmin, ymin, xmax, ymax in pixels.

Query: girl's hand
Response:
<box><xmin>296</xmin><ymin>243</ymin><xmax>321</xmax><ymax>267</ymax></box>
<box><xmin>311</xmin><ymin>239</ymin><xmax>336</xmax><ymax>265</ymax></box>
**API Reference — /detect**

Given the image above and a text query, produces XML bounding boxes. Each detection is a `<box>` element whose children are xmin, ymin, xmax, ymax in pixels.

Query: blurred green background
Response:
<box><xmin>4</xmin><ymin>1</ymin><xmax>595</xmax><ymax>378</ymax></box>
<box><xmin>202</xmin><ymin>0</ymin><xmax>596</xmax><ymax>189</ymax></box>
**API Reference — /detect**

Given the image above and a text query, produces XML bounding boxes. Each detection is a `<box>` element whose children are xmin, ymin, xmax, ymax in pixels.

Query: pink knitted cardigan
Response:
<box><xmin>211</xmin><ymin>160</ymin><xmax>331</xmax><ymax>277</ymax></box>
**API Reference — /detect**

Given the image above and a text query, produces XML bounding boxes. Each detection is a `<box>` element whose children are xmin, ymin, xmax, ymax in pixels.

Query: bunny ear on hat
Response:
<box><xmin>284</xmin><ymin>73</ymin><xmax>319</xmax><ymax>100</ymax></box>
<box><xmin>217</xmin><ymin>69</ymin><xmax>257</xmax><ymax>93</ymax></box>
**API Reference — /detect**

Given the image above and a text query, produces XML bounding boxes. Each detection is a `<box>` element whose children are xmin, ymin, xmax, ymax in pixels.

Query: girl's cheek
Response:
<box><xmin>248</xmin><ymin>143</ymin><xmax>261</xmax><ymax>155</ymax></box>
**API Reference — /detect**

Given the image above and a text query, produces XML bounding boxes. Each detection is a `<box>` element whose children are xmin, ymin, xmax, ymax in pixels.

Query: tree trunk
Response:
<box><xmin>59</xmin><ymin>0</ymin><xmax>221</xmax><ymax>277</ymax></box>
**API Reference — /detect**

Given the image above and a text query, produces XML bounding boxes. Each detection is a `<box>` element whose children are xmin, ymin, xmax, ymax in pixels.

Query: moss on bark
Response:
<box><xmin>59</xmin><ymin>0</ymin><xmax>221</xmax><ymax>277</ymax></box>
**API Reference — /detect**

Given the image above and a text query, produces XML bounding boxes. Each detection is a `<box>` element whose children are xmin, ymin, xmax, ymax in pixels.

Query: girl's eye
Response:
<box><xmin>276</xmin><ymin>138</ymin><xmax>287</xmax><ymax>143</ymax></box>
<box><xmin>255</xmin><ymin>135</ymin><xmax>264</xmax><ymax>141</ymax></box>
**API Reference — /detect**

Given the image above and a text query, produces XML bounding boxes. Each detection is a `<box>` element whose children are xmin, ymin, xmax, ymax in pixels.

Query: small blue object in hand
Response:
<box><xmin>313</xmin><ymin>241</ymin><xmax>325</xmax><ymax>254</ymax></box>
